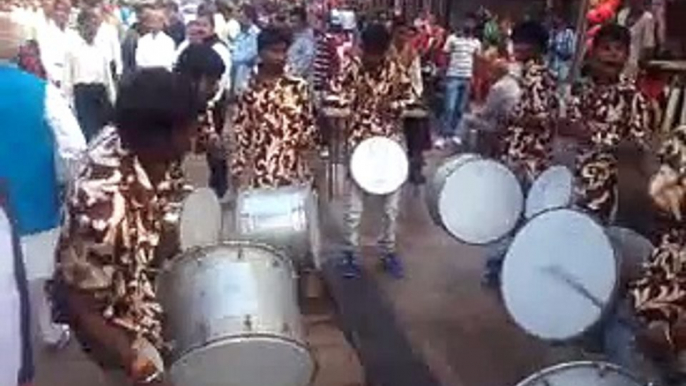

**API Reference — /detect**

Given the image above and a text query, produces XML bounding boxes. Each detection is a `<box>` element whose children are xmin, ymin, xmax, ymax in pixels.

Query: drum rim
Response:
<box><xmin>501</xmin><ymin>207</ymin><xmax>620</xmax><ymax>341</ymax></box>
<box><xmin>179</xmin><ymin>187</ymin><xmax>223</xmax><ymax>251</ymax></box>
<box><xmin>514</xmin><ymin>360</ymin><xmax>646</xmax><ymax>386</ymax></box>
<box><xmin>161</xmin><ymin>240</ymin><xmax>297</xmax><ymax>280</ymax></box>
<box><xmin>349</xmin><ymin>135</ymin><xmax>409</xmax><ymax>195</ymax></box>
<box><xmin>524</xmin><ymin>164</ymin><xmax>574</xmax><ymax>220</ymax></box>
<box><xmin>169</xmin><ymin>332</ymin><xmax>319</xmax><ymax>386</ymax></box>
<box><xmin>438</xmin><ymin>157</ymin><xmax>524</xmax><ymax>246</ymax></box>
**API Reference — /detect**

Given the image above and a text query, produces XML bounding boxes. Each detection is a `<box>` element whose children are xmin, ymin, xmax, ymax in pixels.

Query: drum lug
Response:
<box><xmin>243</xmin><ymin>315</ymin><xmax>253</xmax><ymax>331</ymax></box>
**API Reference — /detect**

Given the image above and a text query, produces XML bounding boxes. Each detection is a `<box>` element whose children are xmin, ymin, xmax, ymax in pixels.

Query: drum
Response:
<box><xmin>525</xmin><ymin>165</ymin><xmax>574</xmax><ymax>219</ymax></box>
<box><xmin>427</xmin><ymin>154</ymin><xmax>523</xmax><ymax>244</ymax></box>
<box><xmin>516</xmin><ymin>361</ymin><xmax>645</xmax><ymax>386</ymax></box>
<box><xmin>235</xmin><ymin>186</ymin><xmax>320</xmax><ymax>269</ymax></box>
<box><xmin>501</xmin><ymin>209</ymin><xmax>617</xmax><ymax>341</ymax></box>
<box><xmin>606</xmin><ymin>226</ymin><xmax>654</xmax><ymax>283</ymax></box>
<box><xmin>350</xmin><ymin>136</ymin><xmax>409</xmax><ymax>195</ymax></box>
<box><xmin>159</xmin><ymin>241</ymin><xmax>315</xmax><ymax>386</ymax></box>
<box><xmin>179</xmin><ymin>188</ymin><xmax>222</xmax><ymax>251</ymax></box>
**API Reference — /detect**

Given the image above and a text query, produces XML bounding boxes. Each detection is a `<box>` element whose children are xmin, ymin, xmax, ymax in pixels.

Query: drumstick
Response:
<box><xmin>542</xmin><ymin>266</ymin><xmax>606</xmax><ymax>310</ymax></box>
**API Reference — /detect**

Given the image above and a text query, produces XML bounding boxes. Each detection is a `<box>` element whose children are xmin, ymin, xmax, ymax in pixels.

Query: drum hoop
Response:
<box><xmin>439</xmin><ymin>158</ymin><xmax>524</xmax><ymax>246</ymax></box>
<box><xmin>501</xmin><ymin>207</ymin><xmax>621</xmax><ymax>341</ymax></box>
<box><xmin>170</xmin><ymin>332</ymin><xmax>319</xmax><ymax>386</ymax></box>
<box><xmin>163</xmin><ymin>240</ymin><xmax>297</xmax><ymax>280</ymax></box>
<box><xmin>514</xmin><ymin>361</ymin><xmax>646</xmax><ymax>386</ymax></box>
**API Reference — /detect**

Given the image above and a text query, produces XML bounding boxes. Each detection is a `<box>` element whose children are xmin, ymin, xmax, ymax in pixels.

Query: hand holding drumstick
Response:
<box><xmin>649</xmin><ymin>165</ymin><xmax>685</xmax><ymax>221</ymax></box>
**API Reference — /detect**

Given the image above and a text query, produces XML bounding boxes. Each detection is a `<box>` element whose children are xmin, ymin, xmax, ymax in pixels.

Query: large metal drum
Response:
<box><xmin>235</xmin><ymin>186</ymin><xmax>320</xmax><ymax>269</ymax></box>
<box><xmin>515</xmin><ymin>361</ymin><xmax>645</xmax><ymax>386</ymax></box>
<box><xmin>501</xmin><ymin>209</ymin><xmax>618</xmax><ymax>341</ymax></box>
<box><xmin>159</xmin><ymin>241</ymin><xmax>315</xmax><ymax>386</ymax></box>
<box><xmin>427</xmin><ymin>153</ymin><xmax>523</xmax><ymax>244</ymax></box>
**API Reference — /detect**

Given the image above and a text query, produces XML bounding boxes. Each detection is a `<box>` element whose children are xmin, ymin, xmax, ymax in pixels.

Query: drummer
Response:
<box><xmin>592</xmin><ymin>125</ymin><xmax>686</xmax><ymax>381</ymax></box>
<box><xmin>53</xmin><ymin>69</ymin><xmax>203</xmax><ymax>386</ymax></box>
<box><xmin>228</xmin><ymin>26</ymin><xmax>318</xmax><ymax>190</ymax></box>
<box><xmin>326</xmin><ymin>23</ymin><xmax>413</xmax><ymax>279</ymax></box>
<box><xmin>484</xmin><ymin>21</ymin><xmax>558</xmax><ymax>286</ymax></box>
<box><xmin>561</xmin><ymin>24</ymin><xmax>652</xmax><ymax>224</ymax></box>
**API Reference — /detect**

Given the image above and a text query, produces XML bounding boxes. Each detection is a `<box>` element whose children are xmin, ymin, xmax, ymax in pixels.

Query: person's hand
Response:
<box><xmin>649</xmin><ymin>166</ymin><xmax>685</xmax><ymax>221</ymax></box>
<box><xmin>129</xmin><ymin>338</ymin><xmax>165</xmax><ymax>385</ymax></box>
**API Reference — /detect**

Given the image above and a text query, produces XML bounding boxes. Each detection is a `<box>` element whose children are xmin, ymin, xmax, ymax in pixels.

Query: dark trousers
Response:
<box><xmin>74</xmin><ymin>84</ymin><xmax>112</xmax><ymax>141</ymax></box>
<box><xmin>403</xmin><ymin>117</ymin><xmax>430</xmax><ymax>183</ymax></box>
<box><xmin>208</xmin><ymin>93</ymin><xmax>229</xmax><ymax>197</ymax></box>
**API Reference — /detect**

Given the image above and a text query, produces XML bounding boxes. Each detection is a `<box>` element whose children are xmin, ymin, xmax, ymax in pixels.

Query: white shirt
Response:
<box><xmin>226</xmin><ymin>18</ymin><xmax>241</xmax><ymax>45</ymax></box>
<box><xmin>45</xmin><ymin>82</ymin><xmax>87</xmax><ymax>184</ymax></box>
<box><xmin>135</xmin><ymin>31</ymin><xmax>176</xmax><ymax>70</ymax></box>
<box><xmin>37</xmin><ymin>20</ymin><xmax>77</xmax><ymax>86</ymax></box>
<box><xmin>174</xmin><ymin>40</ymin><xmax>232</xmax><ymax>101</ymax></box>
<box><xmin>63</xmin><ymin>35</ymin><xmax>117</xmax><ymax>104</ymax></box>
<box><xmin>443</xmin><ymin>35</ymin><xmax>481</xmax><ymax>78</ymax></box>
<box><xmin>0</xmin><ymin>205</ymin><xmax>22</xmax><ymax>386</ymax></box>
<box><xmin>95</xmin><ymin>22</ymin><xmax>122</xmax><ymax>76</ymax></box>
<box><xmin>617</xmin><ymin>9</ymin><xmax>656</xmax><ymax>77</ymax></box>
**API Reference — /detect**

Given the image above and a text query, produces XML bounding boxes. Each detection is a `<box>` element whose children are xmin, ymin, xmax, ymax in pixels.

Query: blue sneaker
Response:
<box><xmin>338</xmin><ymin>251</ymin><xmax>362</xmax><ymax>279</ymax></box>
<box><xmin>380</xmin><ymin>253</ymin><xmax>404</xmax><ymax>279</ymax></box>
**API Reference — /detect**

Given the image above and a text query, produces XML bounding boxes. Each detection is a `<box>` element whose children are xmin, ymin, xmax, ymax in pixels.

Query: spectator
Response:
<box><xmin>135</xmin><ymin>5</ymin><xmax>176</xmax><ymax>70</ymax></box>
<box><xmin>287</xmin><ymin>6</ymin><xmax>315</xmax><ymax>79</ymax></box>
<box><xmin>36</xmin><ymin>0</ymin><xmax>75</xmax><ymax>87</ymax></box>
<box><xmin>231</xmin><ymin>4</ymin><xmax>260</xmax><ymax>97</ymax></box>
<box><xmin>548</xmin><ymin>14</ymin><xmax>576</xmax><ymax>81</ymax></box>
<box><xmin>164</xmin><ymin>1</ymin><xmax>185</xmax><ymax>46</ymax></box>
<box><xmin>438</xmin><ymin>19</ymin><xmax>481</xmax><ymax>148</ymax></box>
<box><xmin>617</xmin><ymin>0</ymin><xmax>656</xmax><ymax>77</ymax></box>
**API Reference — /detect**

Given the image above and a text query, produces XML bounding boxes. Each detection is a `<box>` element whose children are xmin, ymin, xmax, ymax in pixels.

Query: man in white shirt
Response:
<box><xmin>135</xmin><ymin>6</ymin><xmax>176</xmax><ymax>70</ymax></box>
<box><xmin>617</xmin><ymin>0</ymin><xmax>656</xmax><ymax>77</ymax></box>
<box><xmin>1</xmin><ymin>11</ymin><xmax>87</xmax><ymax>351</ymax></box>
<box><xmin>439</xmin><ymin>21</ymin><xmax>481</xmax><ymax>148</ymax></box>
<box><xmin>94</xmin><ymin>10</ymin><xmax>122</xmax><ymax>80</ymax></box>
<box><xmin>37</xmin><ymin>0</ymin><xmax>76</xmax><ymax>87</ymax></box>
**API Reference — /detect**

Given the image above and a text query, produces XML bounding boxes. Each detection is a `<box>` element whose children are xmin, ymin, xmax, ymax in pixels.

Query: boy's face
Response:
<box><xmin>259</xmin><ymin>42</ymin><xmax>288</xmax><ymax>71</ymax></box>
<box><xmin>591</xmin><ymin>39</ymin><xmax>628</xmax><ymax>79</ymax></box>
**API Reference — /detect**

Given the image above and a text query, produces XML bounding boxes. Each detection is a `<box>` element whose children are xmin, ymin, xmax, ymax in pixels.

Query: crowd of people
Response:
<box><xmin>1</xmin><ymin>0</ymin><xmax>685</xmax><ymax>385</ymax></box>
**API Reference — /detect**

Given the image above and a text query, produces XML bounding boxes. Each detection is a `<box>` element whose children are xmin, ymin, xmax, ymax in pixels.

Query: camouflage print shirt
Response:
<box><xmin>56</xmin><ymin>126</ymin><xmax>187</xmax><ymax>350</ymax></box>
<box><xmin>229</xmin><ymin>74</ymin><xmax>318</xmax><ymax>190</ymax></box>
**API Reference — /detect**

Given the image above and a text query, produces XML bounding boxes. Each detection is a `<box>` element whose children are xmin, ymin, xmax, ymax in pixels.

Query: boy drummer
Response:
<box><xmin>228</xmin><ymin>26</ymin><xmax>318</xmax><ymax>190</ymax></box>
<box><xmin>326</xmin><ymin>23</ymin><xmax>413</xmax><ymax>279</ymax></box>
<box><xmin>54</xmin><ymin>69</ymin><xmax>202</xmax><ymax>386</ymax></box>
<box><xmin>561</xmin><ymin>24</ymin><xmax>653</xmax><ymax>224</ymax></box>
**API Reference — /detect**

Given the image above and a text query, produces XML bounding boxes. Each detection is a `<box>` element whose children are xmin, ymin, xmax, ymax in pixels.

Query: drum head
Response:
<box><xmin>606</xmin><ymin>226</ymin><xmax>654</xmax><ymax>281</ymax></box>
<box><xmin>350</xmin><ymin>136</ymin><xmax>409</xmax><ymax>195</ymax></box>
<box><xmin>502</xmin><ymin>209</ymin><xmax>617</xmax><ymax>341</ymax></box>
<box><xmin>516</xmin><ymin>361</ymin><xmax>644</xmax><ymax>386</ymax></box>
<box><xmin>439</xmin><ymin>159</ymin><xmax>523</xmax><ymax>244</ymax></box>
<box><xmin>525</xmin><ymin>165</ymin><xmax>574</xmax><ymax>219</ymax></box>
<box><xmin>170</xmin><ymin>336</ymin><xmax>315</xmax><ymax>386</ymax></box>
<box><xmin>180</xmin><ymin>188</ymin><xmax>222</xmax><ymax>251</ymax></box>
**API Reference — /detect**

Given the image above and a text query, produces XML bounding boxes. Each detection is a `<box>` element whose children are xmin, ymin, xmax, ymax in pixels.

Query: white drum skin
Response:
<box><xmin>516</xmin><ymin>361</ymin><xmax>645</xmax><ymax>386</ymax></box>
<box><xmin>159</xmin><ymin>241</ymin><xmax>315</xmax><ymax>386</ymax></box>
<box><xmin>426</xmin><ymin>153</ymin><xmax>481</xmax><ymax>227</ymax></box>
<box><xmin>235</xmin><ymin>186</ymin><xmax>320</xmax><ymax>269</ymax></box>
<box><xmin>502</xmin><ymin>209</ymin><xmax>618</xmax><ymax>341</ymax></box>
<box><xmin>179</xmin><ymin>188</ymin><xmax>222</xmax><ymax>251</ymax></box>
<box><xmin>525</xmin><ymin>165</ymin><xmax>574</xmax><ymax>219</ymax></box>
<box><xmin>350</xmin><ymin>136</ymin><xmax>409</xmax><ymax>195</ymax></box>
<box><xmin>428</xmin><ymin>156</ymin><xmax>523</xmax><ymax>244</ymax></box>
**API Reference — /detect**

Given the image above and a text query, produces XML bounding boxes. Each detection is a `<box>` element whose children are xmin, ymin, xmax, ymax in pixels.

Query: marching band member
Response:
<box><xmin>328</xmin><ymin>23</ymin><xmax>413</xmax><ymax>279</ymax></box>
<box><xmin>229</xmin><ymin>26</ymin><xmax>317</xmax><ymax>190</ymax></box>
<box><xmin>53</xmin><ymin>69</ymin><xmax>202</xmax><ymax>386</ymax></box>
<box><xmin>498</xmin><ymin>20</ymin><xmax>558</xmax><ymax>187</ymax></box>
<box><xmin>562</xmin><ymin>24</ymin><xmax>652</xmax><ymax>224</ymax></box>
<box><xmin>484</xmin><ymin>21</ymin><xmax>558</xmax><ymax>286</ymax></box>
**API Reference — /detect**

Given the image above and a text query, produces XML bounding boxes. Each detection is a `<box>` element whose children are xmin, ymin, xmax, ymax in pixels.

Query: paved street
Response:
<box><xmin>34</xmin><ymin>150</ymin><xmax>606</xmax><ymax>386</ymax></box>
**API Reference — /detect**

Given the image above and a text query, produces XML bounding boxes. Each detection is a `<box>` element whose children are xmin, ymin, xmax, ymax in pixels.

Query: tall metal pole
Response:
<box><xmin>565</xmin><ymin>0</ymin><xmax>592</xmax><ymax>85</ymax></box>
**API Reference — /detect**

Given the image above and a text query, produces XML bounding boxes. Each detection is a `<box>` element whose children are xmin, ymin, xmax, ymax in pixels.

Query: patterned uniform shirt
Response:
<box><xmin>229</xmin><ymin>74</ymin><xmax>317</xmax><ymax>189</ymax></box>
<box><xmin>568</xmin><ymin>75</ymin><xmax>652</xmax><ymax>222</ymax></box>
<box><xmin>327</xmin><ymin>55</ymin><xmax>413</xmax><ymax>149</ymax></box>
<box><xmin>630</xmin><ymin>126</ymin><xmax>686</xmax><ymax>350</ymax></box>
<box><xmin>500</xmin><ymin>60</ymin><xmax>560</xmax><ymax>184</ymax></box>
<box><xmin>56</xmin><ymin>127</ymin><xmax>187</xmax><ymax>350</ymax></box>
